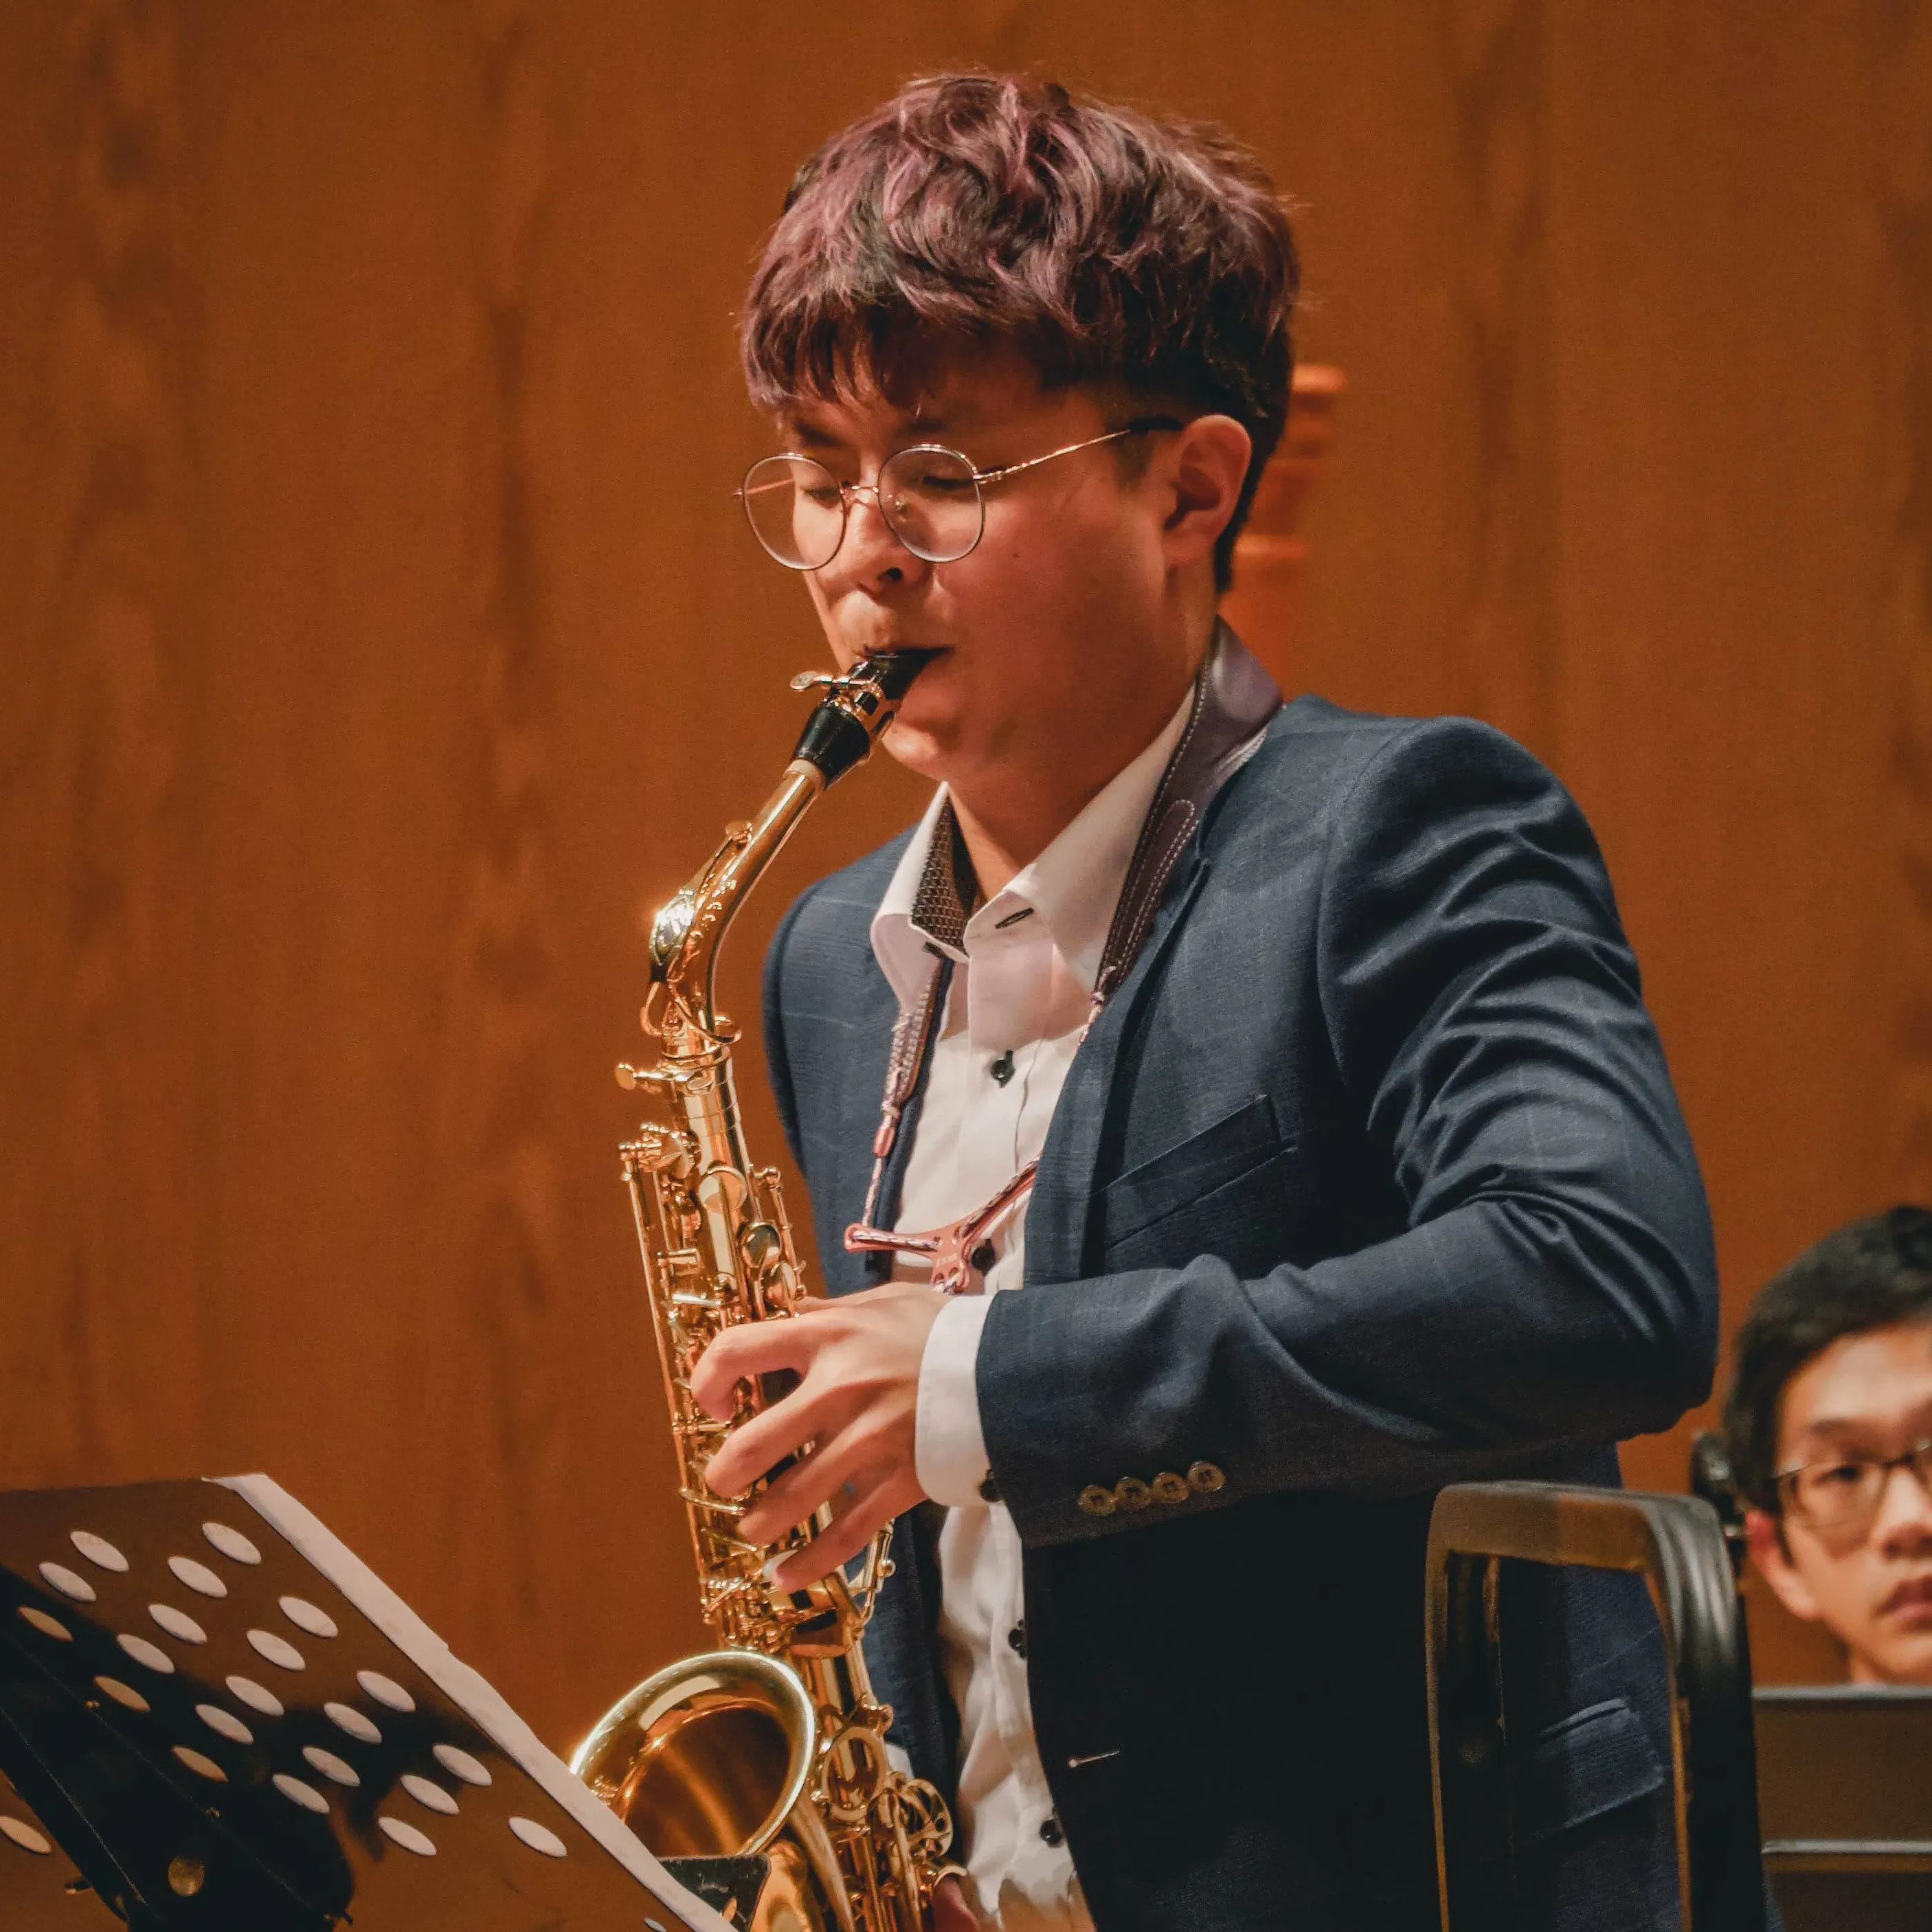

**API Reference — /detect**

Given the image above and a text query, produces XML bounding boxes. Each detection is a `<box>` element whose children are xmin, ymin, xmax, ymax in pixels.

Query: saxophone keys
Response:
<box><xmin>739</xmin><ymin>1220</ymin><xmax>783</xmax><ymax>1271</ymax></box>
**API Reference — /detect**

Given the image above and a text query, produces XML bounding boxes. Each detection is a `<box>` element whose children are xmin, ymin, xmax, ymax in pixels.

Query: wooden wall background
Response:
<box><xmin>3</xmin><ymin>0</ymin><xmax>1929</xmax><ymax>1742</ymax></box>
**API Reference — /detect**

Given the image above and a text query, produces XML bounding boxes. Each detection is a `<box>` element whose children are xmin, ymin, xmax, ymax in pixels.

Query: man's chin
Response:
<box><xmin>878</xmin><ymin>716</ymin><xmax>958</xmax><ymax>783</ymax></box>
<box><xmin>1858</xmin><ymin>1624</ymin><xmax>1932</xmax><ymax>1686</ymax></box>
<box><xmin>877</xmin><ymin>672</ymin><xmax>975</xmax><ymax>781</ymax></box>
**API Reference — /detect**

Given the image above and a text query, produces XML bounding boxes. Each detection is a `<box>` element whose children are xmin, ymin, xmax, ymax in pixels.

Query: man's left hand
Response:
<box><xmin>690</xmin><ymin>1282</ymin><xmax>950</xmax><ymax>1591</ymax></box>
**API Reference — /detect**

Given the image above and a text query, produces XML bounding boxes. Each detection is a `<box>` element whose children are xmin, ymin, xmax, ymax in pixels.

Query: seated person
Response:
<box><xmin>1725</xmin><ymin>1206</ymin><xmax>1932</xmax><ymax>1683</ymax></box>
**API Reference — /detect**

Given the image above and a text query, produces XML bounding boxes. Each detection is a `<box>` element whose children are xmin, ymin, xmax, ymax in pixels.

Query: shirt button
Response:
<box><xmin>1007</xmin><ymin>1621</ymin><xmax>1026</xmax><ymax>1659</ymax></box>
<box><xmin>989</xmin><ymin>1048</ymin><xmax>1015</xmax><ymax>1086</ymax></box>
<box><xmin>1039</xmin><ymin>1815</ymin><xmax>1064</xmax><ymax>1847</ymax></box>
<box><xmin>978</xmin><ymin>1471</ymin><xmax>1002</xmax><ymax>1504</ymax></box>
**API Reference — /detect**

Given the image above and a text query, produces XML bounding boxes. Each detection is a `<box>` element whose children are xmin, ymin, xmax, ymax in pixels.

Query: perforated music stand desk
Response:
<box><xmin>0</xmin><ymin>1476</ymin><xmax>732</xmax><ymax>1931</ymax></box>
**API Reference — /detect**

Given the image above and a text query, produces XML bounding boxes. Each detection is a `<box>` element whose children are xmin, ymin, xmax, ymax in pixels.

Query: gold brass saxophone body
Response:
<box><xmin>572</xmin><ymin>653</ymin><xmax>960</xmax><ymax>1932</ymax></box>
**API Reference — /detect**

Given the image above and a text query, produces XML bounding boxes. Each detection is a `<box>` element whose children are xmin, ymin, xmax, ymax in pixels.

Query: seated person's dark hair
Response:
<box><xmin>1724</xmin><ymin>1206</ymin><xmax>1932</xmax><ymax>1514</ymax></box>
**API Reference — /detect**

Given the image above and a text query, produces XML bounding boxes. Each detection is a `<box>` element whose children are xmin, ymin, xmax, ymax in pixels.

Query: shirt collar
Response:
<box><xmin>870</xmin><ymin>684</ymin><xmax>1195</xmax><ymax>1013</ymax></box>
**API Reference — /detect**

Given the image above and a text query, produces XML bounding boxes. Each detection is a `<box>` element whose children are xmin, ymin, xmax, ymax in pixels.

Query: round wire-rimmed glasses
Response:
<box><xmin>737</xmin><ymin>416</ymin><xmax>1183</xmax><ymax>570</ymax></box>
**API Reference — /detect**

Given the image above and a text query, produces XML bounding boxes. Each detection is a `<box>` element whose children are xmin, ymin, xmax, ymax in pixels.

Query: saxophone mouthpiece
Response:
<box><xmin>789</xmin><ymin>650</ymin><xmax>939</xmax><ymax>785</ymax></box>
<box><xmin>863</xmin><ymin>647</ymin><xmax>940</xmax><ymax>700</ymax></box>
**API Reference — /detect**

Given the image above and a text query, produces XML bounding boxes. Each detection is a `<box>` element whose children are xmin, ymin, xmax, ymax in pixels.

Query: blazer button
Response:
<box><xmin>1114</xmin><ymin>1476</ymin><xmax>1152</xmax><ymax>1511</ymax></box>
<box><xmin>1187</xmin><ymin>1461</ymin><xmax>1226</xmax><ymax>1494</ymax></box>
<box><xmin>1078</xmin><ymin>1485</ymin><xmax>1116</xmax><ymax>1518</ymax></box>
<box><xmin>1039</xmin><ymin>1815</ymin><xmax>1064</xmax><ymax>1847</ymax></box>
<box><xmin>1151</xmin><ymin>1471</ymin><xmax>1189</xmax><ymax>1505</ymax></box>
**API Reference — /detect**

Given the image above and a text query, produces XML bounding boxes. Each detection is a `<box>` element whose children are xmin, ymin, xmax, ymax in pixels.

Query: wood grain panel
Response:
<box><xmin>0</xmin><ymin>0</ymin><xmax>203</xmax><ymax>1483</ymax></box>
<box><xmin>3</xmin><ymin>0</ymin><xmax>1930</xmax><ymax>1742</ymax></box>
<box><xmin>1872</xmin><ymin>0</ymin><xmax>1932</xmax><ymax>1209</ymax></box>
<box><xmin>1436</xmin><ymin>0</ymin><xmax>1560</xmax><ymax>759</ymax></box>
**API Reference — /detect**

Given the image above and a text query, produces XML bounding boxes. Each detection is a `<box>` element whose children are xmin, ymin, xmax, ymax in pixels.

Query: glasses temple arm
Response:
<box><xmin>970</xmin><ymin>416</ymin><xmax>1186</xmax><ymax>486</ymax></box>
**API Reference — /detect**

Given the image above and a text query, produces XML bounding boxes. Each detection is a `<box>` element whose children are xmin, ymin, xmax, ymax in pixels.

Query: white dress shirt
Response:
<box><xmin>867</xmin><ymin>692</ymin><xmax>1193</xmax><ymax>1931</ymax></box>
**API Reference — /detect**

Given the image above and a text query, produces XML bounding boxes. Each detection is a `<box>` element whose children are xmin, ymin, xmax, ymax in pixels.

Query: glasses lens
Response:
<box><xmin>877</xmin><ymin>447</ymin><xmax>982</xmax><ymax>562</ymax></box>
<box><xmin>1790</xmin><ymin>1459</ymin><xmax>1885</xmax><ymax>1529</ymax></box>
<box><xmin>742</xmin><ymin>456</ymin><xmax>844</xmax><ymax>570</ymax></box>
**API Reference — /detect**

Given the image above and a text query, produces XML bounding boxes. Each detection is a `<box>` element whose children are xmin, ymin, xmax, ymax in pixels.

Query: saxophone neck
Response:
<box><xmin>647</xmin><ymin>651</ymin><xmax>934</xmax><ymax>1035</ymax></box>
<box><xmin>650</xmin><ymin>763</ymin><xmax>820</xmax><ymax>1038</ymax></box>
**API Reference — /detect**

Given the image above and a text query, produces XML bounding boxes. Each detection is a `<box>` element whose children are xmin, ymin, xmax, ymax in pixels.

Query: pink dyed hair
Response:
<box><xmin>739</xmin><ymin>75</ymin><xmax>1299</xmax><ymax>589</ymax></box>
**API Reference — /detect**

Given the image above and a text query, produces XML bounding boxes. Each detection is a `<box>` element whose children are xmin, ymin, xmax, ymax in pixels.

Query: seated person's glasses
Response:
<box><xmin>737</xmin><ymin>417</ymin><xmax>1183</xmax><ymax>570</ymax></box>
<box><xmin>1776</xmin><ymin>1439</ymin><xmax>1932</xmax><ymax>1531</ymax></box>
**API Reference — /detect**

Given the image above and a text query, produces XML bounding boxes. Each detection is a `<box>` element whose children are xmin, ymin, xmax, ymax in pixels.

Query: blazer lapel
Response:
<box><xmin>1025</xmin><ymin>848</ymin><xmax>1211</xmax><ymax>1286</ymax></box>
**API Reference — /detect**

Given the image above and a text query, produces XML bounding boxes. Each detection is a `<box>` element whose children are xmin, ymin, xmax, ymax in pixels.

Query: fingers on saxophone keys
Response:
<box><xmin>680</xmin><ymin>1486</ymin><xmax>747</xmax><ymax>1517</ymax></box>
<box><xmin>770</xmin><ymin>1473</ymin><xmax>906</xmax><ymax>1591</ymax></box>
<box><xmin>739</xmin><ymin>1450</ymin><xmax>853</xmax><ymax>1545</ymax></box>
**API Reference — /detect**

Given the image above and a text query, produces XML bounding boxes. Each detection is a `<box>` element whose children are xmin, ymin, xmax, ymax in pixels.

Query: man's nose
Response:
<box><xmin>835</xmin><ymin>487</ymin><xmax>927</xmax><ymax>594</ymax></box>
<box><xmin>1874</xmin><ymin>1461</ymin><xmax>1932</xmax><ymax>1551</ymax></box>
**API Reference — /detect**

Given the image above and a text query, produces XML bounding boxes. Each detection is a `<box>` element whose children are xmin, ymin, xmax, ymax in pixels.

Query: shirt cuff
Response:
<box><xmin>914</xmin><ymin>1293</ymin><xmax>995</xmax><ymax>1507</ymax></box>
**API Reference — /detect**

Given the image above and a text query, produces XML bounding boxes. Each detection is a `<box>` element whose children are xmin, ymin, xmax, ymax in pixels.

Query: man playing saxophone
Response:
<box><xmin>690</xmin><ymin>76</ymin><xmax>1717</xmax><ymax>1932</ymax></box>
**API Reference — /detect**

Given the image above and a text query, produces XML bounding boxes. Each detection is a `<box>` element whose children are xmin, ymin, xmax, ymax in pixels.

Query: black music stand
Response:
<box><xmin>1426</xmin><ymin>1481</ymin><xmax>1766</xmax><ymax>1931</ymax></box>
<box><xmin>1754</xmin><ymin>1684</ymin><xmax>1932</xmax><ymax>1932</ymax></box>
<box><xmin>0</xmin><ymin>1476</ymin><xmax>737</xmax><ymax>1931</ymax></box>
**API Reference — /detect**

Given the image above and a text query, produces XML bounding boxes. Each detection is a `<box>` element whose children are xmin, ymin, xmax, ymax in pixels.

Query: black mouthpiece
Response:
<box><xmin>867</xmin><ymin>648</ymin><xmax>939</xmax><ymax>701</ymax></box>
<box><xmin>790</xmin><ymin>651</ymin><xmax>937</xmax><ymax>785</ymax></box>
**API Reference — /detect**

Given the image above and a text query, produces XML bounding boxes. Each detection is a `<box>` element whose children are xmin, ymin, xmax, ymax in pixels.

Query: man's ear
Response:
<box><xmin>1159</xmin><ymin>414</ymin><xmax>1252</xmax><ymax>569</ymax></box>
<box><xmin>1747</xmin><ymin>1507</ymin><xmax>1824</xmax><ymax>1621</ymax></box>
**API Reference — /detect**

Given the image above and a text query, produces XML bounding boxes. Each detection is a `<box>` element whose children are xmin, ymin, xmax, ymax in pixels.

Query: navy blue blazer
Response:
<box><xmin>762</xmin><ymin>693</ymin><xmax>1718</xmax><ymax>1931</ymax></box>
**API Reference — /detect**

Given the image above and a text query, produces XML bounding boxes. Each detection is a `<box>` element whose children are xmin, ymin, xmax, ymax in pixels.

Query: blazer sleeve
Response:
<box><xmin>977</xmin><ymin>716</ymin><xmax>1720</xmax><ymax>1549</ymax></box>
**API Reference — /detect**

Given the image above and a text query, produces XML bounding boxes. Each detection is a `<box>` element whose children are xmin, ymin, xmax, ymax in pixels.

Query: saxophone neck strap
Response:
<box><xmin>844</xmin><ymin>622</ymin><xmax>1283</xmax><ymax>1277</ymax></box>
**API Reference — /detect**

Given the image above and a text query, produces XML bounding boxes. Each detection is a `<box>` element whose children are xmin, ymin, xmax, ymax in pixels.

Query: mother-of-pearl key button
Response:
<box><xmin>279</xmin><ymin>1596</ymin><xmax>337</xmax><ymax>1639</ymax></box>
<box><xmin>173</xmin><ymin>1747</ymin><xmax>226</xmax><ymax>1782</ymax></box>
<box><xmin>378</xmin><ymin>1817</ymin><xmax>436</xmax><ymax>1856</ymax></box>
<box><xmin>196</xmin><ymin>1705</ymin><xmax>254</xmax><ymax>1746</ymax></box>
<box><xmin>226</xmin><ymin>1674</ymin><xmax>284</xmax><ymax>1718</ymax></box>
<box><xmin>302</xmin><ymin>1746</ymin><xmax>359</xmax><ymax>1788</ymax></box>
<box><xmin>167</xmin><ymin>1557</ymin><xmax>227</xmax><ymax>1598</ymax></box>
<box><xmin>19</xmin><ymin>1608</ymin><xmax>71</xmax><ymax>1642</ymax></box>
<box><xmin>118</xmin><ymin>1634</ymin><xmax>175</xmax><ymax>1674</ymax></box>
<box><xmin>96</xmin><ymin>1676</ymin><xmax>149</xmax><ymax>1712</ymax></box>
<box><xmin>402</xmin><ymin>1774</ymin><xmax>459</xmax><ymax>1816</ymax></box>
<box><xmin>325</xmin><ymin>1702</ymin><xmax>380</xmax><ymax>1745</ymax></box>
<box><xmin>202</xmin><ymin>1522</ymin><xmax>261</xmax><ymax>1564</ymax></box>
<box><xmin>509</xmin><ymin>1816</ymin><xmax>568</xmax><ymax>1858</ymax></box>
<box><xmin>149</xmin><ymin>1604</ymin><xmax>207</xmax><ymax>1644</ymax></box>
<box><xmin>38</xmin><ymin>1562</ymin><xmax>96</xmax><ymax>1604</ymax></box>
<box><xmin>0</xmin><ymin>1817</ymin><xmax>54</xmax><ymax>1856</ymax></box>
<box><xmin>357</xmin><ymin>1670</ymin><xmax>414</xmax><ymax>1712</ymax></box>
<box><xmin>273</xmin><ymin>1774</ymin><xmax>329</xmax><ymax>1815</ymax></box>
<box><xmin>247</xmin><ymin>1629</ymin><xmax>305</xmax><ymax>1671</ymax></box>
<box><xmin>71</xmin><ymin>1531</ymin><xmax>128</xmax><ymax>1573</ymax></box>
<box><xmin>433</xmin><ymin>1743</ymin><xmax>492</xmax><ymax>1786</ymax></box>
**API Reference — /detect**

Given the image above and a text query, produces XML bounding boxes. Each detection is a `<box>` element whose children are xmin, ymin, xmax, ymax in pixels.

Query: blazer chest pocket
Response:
<box><xmin>1097</xmin><ymin>1094</ymin><xmax>1290</xmax><ymax>1256</ymax></box>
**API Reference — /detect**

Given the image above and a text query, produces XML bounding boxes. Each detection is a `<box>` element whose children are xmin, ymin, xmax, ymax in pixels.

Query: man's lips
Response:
<box><xmin>1880</xmin><ymin>1574</ymin><xmax>1932</xmax><ymax>1616</ymax></box>
<box><xmin>856</xmin><ymin>643</ymin><xmax>949</xmax><ymax>664</ymax></box>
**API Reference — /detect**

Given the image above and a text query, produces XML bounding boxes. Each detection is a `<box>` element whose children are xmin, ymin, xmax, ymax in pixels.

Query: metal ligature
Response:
<box><xmin>572</xmin><ymin>651</ymin><xmax>960</xmax><ymax>1932</ymax></box>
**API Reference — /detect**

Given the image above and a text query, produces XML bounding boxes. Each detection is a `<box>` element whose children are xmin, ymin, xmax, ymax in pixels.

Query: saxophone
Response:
<box><xmin>572</xmin><ymin>651</ymin><xmax>959</xmax><ymax>1932</ymax></box>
